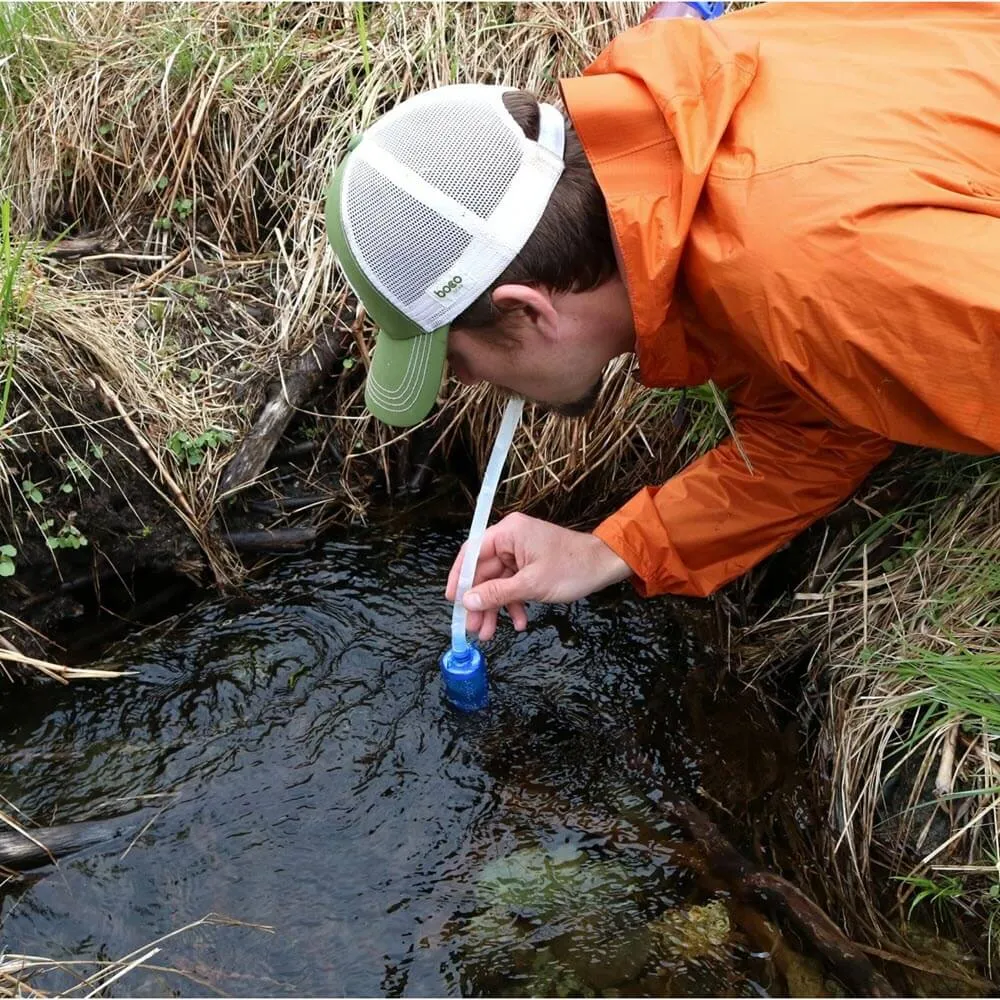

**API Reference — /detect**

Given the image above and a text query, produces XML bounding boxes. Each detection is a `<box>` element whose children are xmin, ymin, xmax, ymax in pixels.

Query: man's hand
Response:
<box><xmin>444</xmin><ymin>513</ymin><xmax>633</xmax><ymax>641</ymax></box>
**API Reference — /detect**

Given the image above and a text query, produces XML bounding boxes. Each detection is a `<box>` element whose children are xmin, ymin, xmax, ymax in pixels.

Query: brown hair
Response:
<box><xmin>453</xmin><ymin>90</ymin><xmax>616</xmax><ymax>330</ymax></box>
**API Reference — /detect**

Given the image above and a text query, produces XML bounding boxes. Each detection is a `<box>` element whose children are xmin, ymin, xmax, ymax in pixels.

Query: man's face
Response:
<box><xmin>446</xmin><ymin>325</ymin><xmax>606</xmax><ymax>417</ymax></box>
<box><xmin>445</xmin><ymin>277</ymin><xmax>634</xmax><ymax>417</ymax></box>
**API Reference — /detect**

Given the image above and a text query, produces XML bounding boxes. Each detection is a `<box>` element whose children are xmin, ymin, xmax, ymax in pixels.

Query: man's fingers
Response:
<box><xmin>465</xmin><ymin>608</ymin><xmax>484</xmax><ymax>635</ymax></box>
<box><xmin>507</xmin><ymin>600</ymin><xmax>528</xmax><ymax>631</ymax></box>
<box><xmin>446</xmin><ymin>547</ymin><xmax>508</xmax><ymax>602</ymax></box>
<box><xmin>468</xmin><ymin>601</ymin><xmax>527</xmax><ymax>642</ymax></box>
<box><xmin>463</xmin><ymin>571</ymin><xmax>533</xmax><ymax>613</ymax></box>
<box><xmin>445</xmin><ymin>541</ymin><xmax>468</xmax><ymax>601</ymax></box>
<box><xmin>477</xmin><ymin>608</ymin><xmax>501</xmax><ymax>642</ymax></box>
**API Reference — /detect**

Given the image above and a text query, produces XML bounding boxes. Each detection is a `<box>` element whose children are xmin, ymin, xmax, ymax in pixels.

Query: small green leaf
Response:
<box><xmin>0</xmin><ymin>544</ymin><xmax>16</xmax><ymax>557</ymax></box>
<box><xmin>60</xmin><ymin>482</ymin><xmax>74</xmax><ymax>494</ymax></box>
<box><xmin>21</xmin><ymin>480</ymin><xmax>43</xmax><ymax>504</ymax></box>
<box><xmin>342</xmin><ymin>357</ymin><xmax>356</xmax><ymax>370</ymax></box>
<box><xmin>0</xmin><ymin>561</ymin><xmax>14</xmax><ymax>577</ymax></box>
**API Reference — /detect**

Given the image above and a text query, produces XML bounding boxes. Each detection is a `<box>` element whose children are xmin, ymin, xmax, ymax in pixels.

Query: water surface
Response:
<box><xmin>1</xmin><ymin>521</ymin><xmax>769</xmax><ymax>996</ymax></box>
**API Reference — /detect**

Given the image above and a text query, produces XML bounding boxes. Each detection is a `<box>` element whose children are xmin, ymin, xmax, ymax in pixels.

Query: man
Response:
<box><xmin>326</xmin><ymin>3</ymin><xmax>1000</xmax><ymax>642</ymax></box>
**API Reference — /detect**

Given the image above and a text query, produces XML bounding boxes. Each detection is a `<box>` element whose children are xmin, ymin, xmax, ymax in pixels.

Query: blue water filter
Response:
<box><xmin>687</xmin><ymin>1</ymin><xmax>724</xmax><ymax>17</ymax></box>
<box><xmin>644</xmin><ymin>1</ymin><xmax>724</xmax><ymax>20</ymax></box>
<box><xmin>439</xmin><ymin>643</ymin><xmax>488</xmax><ymax>711</ymax></box>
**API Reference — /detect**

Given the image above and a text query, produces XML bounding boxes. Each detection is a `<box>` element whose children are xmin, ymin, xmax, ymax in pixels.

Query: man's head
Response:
<box><xmin>325</xmin><ymin>84</ymin><xmax>633</xmax><ymax>427</ymax></box>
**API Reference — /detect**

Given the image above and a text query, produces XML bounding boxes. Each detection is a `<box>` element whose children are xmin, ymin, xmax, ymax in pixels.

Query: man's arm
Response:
<box><xmin>594</xmin><ymin>381</ymin><xmax>894</xmax><ymax>597</ymax></box>
<box><xmin>448</xmin><ymin>376</ymin><xmax>893</xmax><ymax>637</ymax></box>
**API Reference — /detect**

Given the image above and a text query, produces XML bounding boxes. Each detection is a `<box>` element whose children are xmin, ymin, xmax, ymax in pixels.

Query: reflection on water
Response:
<box><xmin>1</xmin><ymin>523</ymin><xmax>768</xmax><ymax>996</ymax></box>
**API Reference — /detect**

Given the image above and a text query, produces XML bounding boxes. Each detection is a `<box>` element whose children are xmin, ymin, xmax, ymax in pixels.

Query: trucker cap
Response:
<box><xmin>324</xmin><ymin>85</ymin><xmax>566</xmax><ymax>427</ymax></box>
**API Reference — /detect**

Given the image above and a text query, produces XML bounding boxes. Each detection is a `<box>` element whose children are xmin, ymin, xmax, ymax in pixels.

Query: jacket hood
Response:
<box><xmin>561</xmin><ymin>18</ymin><xmax>758</xmax><ymax>386</ymax></box>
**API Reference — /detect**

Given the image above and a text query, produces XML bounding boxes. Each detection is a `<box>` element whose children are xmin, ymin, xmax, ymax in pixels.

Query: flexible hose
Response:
<box><xmin>450</xmin><ymin>397</ymin><xmax>524</xmax><ymax>653</ymax></box>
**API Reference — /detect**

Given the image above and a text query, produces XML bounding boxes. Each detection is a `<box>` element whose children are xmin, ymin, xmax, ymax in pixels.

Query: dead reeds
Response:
<box><xmin>741</xmin><ymin>453</ymin><xmax>1000</xmax><ymax>958</ymax></box>
<box><xmin>0</xmin><ymin>912</ymin><xmax>272</xmax><ymax>997</ymax></box>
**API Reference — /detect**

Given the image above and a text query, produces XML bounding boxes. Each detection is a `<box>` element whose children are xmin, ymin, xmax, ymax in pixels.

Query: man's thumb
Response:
<box><xmin>463</xmin><ymin>577</ymin><xmax>523</xmax><ymax>612</ymax></box>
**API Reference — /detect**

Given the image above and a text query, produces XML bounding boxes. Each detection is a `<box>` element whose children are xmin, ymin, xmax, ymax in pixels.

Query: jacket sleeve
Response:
<box><xmin>592</xmin><ymin>375</ymin><xmax>894</xmax><ymax>598</ymax></box>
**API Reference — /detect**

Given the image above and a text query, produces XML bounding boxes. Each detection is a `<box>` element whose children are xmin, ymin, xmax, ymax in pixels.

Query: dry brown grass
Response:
<box><xmin>740</xmin><ymin>454</ymin><xmax>1000</xmax><ymax>955</ymax></box>
<box><xmin>1</xmin><ymin>1</ymin><xmax>713</xmax><ymax>594</ymax></box>
<box><xmin>0</xmin><ymin>912</ymin><xmax>271</xmax><ymax>997</ymax></box>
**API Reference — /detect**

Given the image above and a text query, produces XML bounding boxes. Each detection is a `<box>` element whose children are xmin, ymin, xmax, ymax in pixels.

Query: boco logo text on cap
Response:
<box><xmin>433</xmin><ymin>275</ymin><xmax>463</xmax><ymax>299</ymax></box>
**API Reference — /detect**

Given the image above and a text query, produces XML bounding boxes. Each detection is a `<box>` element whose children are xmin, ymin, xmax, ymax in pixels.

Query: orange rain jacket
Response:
<box><xmin>560</xmin><ymin>3</ymin><xmax>1000</xmax><ymax>598</ymax></box>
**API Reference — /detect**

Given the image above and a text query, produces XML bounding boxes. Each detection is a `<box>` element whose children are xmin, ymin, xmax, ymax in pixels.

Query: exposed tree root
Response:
<box><xmin>660</xmin><ymin>796</ymin><xmax>897</xmax><ymax>997</ymax></box>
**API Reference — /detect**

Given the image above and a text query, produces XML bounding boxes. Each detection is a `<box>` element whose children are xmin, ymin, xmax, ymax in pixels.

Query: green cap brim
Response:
<box><xmin>325</xmin><ymin>143</ymin><xmax>447</xmax><ymax>428</ymax></box>
<box><xmin>365</xmin><ymin>325</ymin><xmax>448</xmax><ymax>427</ymax></box>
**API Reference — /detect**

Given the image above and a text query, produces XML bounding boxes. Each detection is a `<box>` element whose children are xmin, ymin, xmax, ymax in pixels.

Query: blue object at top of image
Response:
<box><xmin>651</xmin><ymin>1</ymin><xmax>725</xmax><ymax>19</ymax></box>
<box><xmin>688</xmin><ymin>1</ymin><xmax>725</xmax><ymax>19</ymax></box>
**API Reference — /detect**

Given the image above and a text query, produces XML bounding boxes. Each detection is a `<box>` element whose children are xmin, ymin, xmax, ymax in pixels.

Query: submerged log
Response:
<box><xmin>41</xmin><ymin>233</ymin><xmax>122</xmax><ymax>259</ymax></box>
<box><xmin>219</xmin><ymin>331</ymin><xmax>342</xmax><ymax>495</ymax></box>
<box><xmin>0</xmin><ymin>813</ymin><xmax>150</xmax><ymax>871</ymax></box>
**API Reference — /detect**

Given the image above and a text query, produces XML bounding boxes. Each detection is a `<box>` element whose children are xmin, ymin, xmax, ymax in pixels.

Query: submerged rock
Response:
<box><xmin>465</xmin><ymin>843</ymin><xmax>656</xmax><ymax>991</ymax></box>
<box><xmin>475</xmin><ymin>843</ymin><xmax>643</xmax><ymax>920</ymax></box>
<box><xmin>647</xmin><ymin>899</ymin><xmax>731</xmax><ymax>960</ymax></box>
<box><xmin>550</xmin><ymin>921</ymin><xmax>653</xmax><ymax>990</ymax></box>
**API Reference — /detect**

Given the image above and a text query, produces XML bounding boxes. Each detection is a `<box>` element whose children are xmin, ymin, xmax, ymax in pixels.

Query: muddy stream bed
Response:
<box><xmin>1</xmin><ymin>515</ymin><xmax>851</xmax><ymax>997</ymax></box>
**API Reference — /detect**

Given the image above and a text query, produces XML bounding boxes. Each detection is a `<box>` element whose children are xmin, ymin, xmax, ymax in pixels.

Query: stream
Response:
<box><xmin>1</xmin><ymin>517</ymin><xmax>802</xmax><ymax>996</ymax></box>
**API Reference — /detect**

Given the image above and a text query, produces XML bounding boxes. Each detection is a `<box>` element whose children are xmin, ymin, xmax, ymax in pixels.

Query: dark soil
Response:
<box><xmin>2</xmin><ymin>405</ymin><xmax>202</xmax><ymax>668</ymax></box>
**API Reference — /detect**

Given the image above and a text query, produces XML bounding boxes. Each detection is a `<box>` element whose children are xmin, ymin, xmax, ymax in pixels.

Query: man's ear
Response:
<box><xmin>491</xmin><ymin>284</ymin><xmax>558</xmax><ymax>342</ymax></box>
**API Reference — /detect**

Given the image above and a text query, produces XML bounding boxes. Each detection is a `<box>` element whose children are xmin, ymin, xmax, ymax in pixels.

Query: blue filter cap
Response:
<box><xmin>683</xmin><ymin>1</ymin><xmax>724</xmax><ymax>17</ymax></box>
<box><xmin>439</xmin><ymin>644</ymin><xmax>488</xmax><ymax>711</ymax></box>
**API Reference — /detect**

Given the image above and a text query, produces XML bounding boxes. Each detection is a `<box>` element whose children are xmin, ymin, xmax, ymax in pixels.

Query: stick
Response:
<box><xmin>218</xmin><ymin>331</ymin><xmax>342</xmax><ymax>495</ymax></box>
<box><xmin>224</xmin><ymin>527</ymin><xmax>317</xmax><ymax>552</ymax></box>
<box><xmin>129</xmin><ymin>247</ymin><xmax>191</xmax><ymax>293</ymax></box>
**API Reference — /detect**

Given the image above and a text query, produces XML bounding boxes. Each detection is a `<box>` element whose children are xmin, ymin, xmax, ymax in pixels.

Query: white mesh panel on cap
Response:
<box><xmin>344</xmin><ymin>158</ymin><xmax>473</xmax><ymax>309</ymax></box>
<box><xmin>369</xmin><ymin>93</ymin><xmax>522</xmax><ymax>220</ymax></box>
<box><xmin>340</xmin><ymin>84</ymin><xmax>565</xmax><ymax>335</ymax></box>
